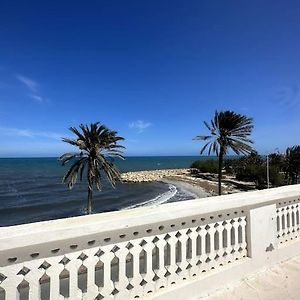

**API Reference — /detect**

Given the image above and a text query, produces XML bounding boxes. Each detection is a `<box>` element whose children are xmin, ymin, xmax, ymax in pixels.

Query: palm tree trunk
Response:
<box><xmin>87</xmin><ymin>187</ymin><xmax>93</xmax><ymax>214</ymax></box>
<box><xmin>218</xmin><ymin>148</ymin><xmax>224</xmax><ymax>195</ymax></box>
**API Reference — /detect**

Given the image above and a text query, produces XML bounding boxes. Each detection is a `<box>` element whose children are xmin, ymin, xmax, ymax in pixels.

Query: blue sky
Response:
<box><xmin>1</xmin><ymin>1</ymin><xmax>300</xmax><ymax>157</ymax></box>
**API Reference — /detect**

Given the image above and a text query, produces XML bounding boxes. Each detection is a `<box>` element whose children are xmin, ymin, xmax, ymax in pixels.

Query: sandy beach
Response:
<box><xmin>162</xmin><ymin>178</ymin><xmax>210</xmax><ymax>198</ymax></box>
<box><xmin>121</xmin><ymin>168</ymin><xmax>255</xmax><ymax>198</ymax></box>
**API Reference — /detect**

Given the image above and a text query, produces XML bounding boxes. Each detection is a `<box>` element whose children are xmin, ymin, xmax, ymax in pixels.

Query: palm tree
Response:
<box><xmin>194</xmin><ymin>110</ymin><xmax>254</xmax><ymax>195</ymax></box>
<box><xmin>59</xmin><ymin>123</ymin><xmax>125</xmax><ymax>214</ymax></box>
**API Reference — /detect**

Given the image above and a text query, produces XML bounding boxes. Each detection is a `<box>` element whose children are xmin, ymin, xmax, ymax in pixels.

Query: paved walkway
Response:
<box><xmin>202</xmin><ymin>256</ymin><xmax>300</xmax><ymax>300</ymax></box>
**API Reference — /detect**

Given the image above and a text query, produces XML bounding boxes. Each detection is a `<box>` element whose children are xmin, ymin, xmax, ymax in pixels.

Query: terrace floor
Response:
<box><xmin>202</xmin><ymin>255</ymin><xmax>300</xmax><ymax>300</ymax></box>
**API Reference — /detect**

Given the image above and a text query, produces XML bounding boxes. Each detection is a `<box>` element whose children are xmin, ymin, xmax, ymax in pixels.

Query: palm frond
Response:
<box><xmin>62</xmin><ymin>157</ymin><xmax>88</xmax><ymax>188</ymax></box>
<box><xmin>193</xmin><ymin>135</ymin><xmax>212</xmax><ymax>141</ymax></box>
<box><xmin>194</xmin><ymin>110</ymin><xmax>254</xmax><ymax>157</ymax></box>
<box><xmin>59</xmin><ymin>152</ymin><xmax>83</xmax><ymax>165</ymax></box>
<box><xmin>60</xmin><ymin>122</ymin><xmax>125</xmax><ymax>210</ymax></box>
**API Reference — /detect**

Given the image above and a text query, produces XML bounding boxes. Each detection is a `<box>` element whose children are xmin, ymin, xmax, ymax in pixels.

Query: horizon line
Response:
<box><xmin>0</xmin><ymin>154</ymin><xmax>261</xmax><ymax>159</ymax></box>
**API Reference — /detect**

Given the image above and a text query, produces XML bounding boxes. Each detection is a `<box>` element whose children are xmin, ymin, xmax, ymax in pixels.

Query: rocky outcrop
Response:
<box><xmin>121</xmin><ymin>168</ymin><xmax>190</xmax><ymax>182</ymax></box>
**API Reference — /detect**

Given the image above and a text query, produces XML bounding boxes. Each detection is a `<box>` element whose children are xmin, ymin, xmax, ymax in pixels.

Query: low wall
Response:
<box><xmin>0</xmin><ymin>185</ymin><xmax>300</xmax><ymax>299</ymax></box>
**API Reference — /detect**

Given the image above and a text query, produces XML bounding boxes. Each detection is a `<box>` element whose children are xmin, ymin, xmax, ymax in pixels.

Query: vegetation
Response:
<box><xmin>231</xmin><ymin>152</ymin><xmax>284</xmax><ymax>188</ymax></box>
<box><xmin>191</xmin><ymin>146</ymin><xmax>300</xmax><ymax>190</ymax></box>
<box><xmin>194</xmin><ymin>110</ymin><xmax>254</xmax><ymax>195</ymax></box>
<box><xmin>191</xmin><ymin>160</ymin><xmax>218</xmax><ymax>174</ymax></box>
<box><xmin>283</xmin><ymin>146</ymin><xmax>300</xmax><ymax>184</ymax></box>
<box><xmin>59</xmin><ymin>123</ymin><xmax>125</xmax><ymax>214</ymax></box>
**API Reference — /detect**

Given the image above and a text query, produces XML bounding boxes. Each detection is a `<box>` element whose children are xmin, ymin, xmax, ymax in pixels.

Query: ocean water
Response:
<box><xmin>0</xmin><ymin>156</ymin><xmax>211</xmax><ymax>226</ymax></box>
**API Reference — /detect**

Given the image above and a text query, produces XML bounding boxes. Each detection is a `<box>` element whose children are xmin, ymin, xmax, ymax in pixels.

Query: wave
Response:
<box><xmin>123</xmin><ymin>184</ymin><xmax>177</xmax><ymax>210</ymax></box>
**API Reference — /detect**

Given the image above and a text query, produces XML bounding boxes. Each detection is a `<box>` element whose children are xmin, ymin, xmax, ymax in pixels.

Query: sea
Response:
<box><xmin>0</xmin><ymin>156</ymin><xmax>214</xmax><ymax>227</ymax></box>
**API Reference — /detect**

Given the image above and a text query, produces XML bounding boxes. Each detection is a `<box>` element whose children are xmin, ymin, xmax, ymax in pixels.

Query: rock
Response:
<box><xmin>121</xmin><ymin>168</ymin><xmax>190</xmax><ymax>183</ymax></box>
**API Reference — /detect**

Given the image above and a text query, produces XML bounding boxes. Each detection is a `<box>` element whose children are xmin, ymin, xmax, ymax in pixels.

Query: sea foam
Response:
<box><xmin>123</xmin><ymin>183</ymin><xmax>177</xmax><ymax>209</ymax></box>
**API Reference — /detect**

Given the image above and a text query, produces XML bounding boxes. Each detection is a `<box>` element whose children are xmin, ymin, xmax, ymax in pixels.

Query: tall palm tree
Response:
<box><xmin>59</xmin><ymin>123</ymin><xmax>125</xmax><ymax>214</ymax></box>
<box><xmin>194</xmin><ymin>110</ymin><xmax>254</xmax><ymax>195</ymax></box>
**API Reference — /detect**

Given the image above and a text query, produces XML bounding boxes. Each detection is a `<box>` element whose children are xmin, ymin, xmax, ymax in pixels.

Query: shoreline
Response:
<box><xmin>162</xmin><ymin>178</ymin><xmax>210</xmax><ymax>199</ymax></box>
<box><xmin>122</xmin><ymin>168</ymin><xmax>256</xmax><ymax>197</ymax></box>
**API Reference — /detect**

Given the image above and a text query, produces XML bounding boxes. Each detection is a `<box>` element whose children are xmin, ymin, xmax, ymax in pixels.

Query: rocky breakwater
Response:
<box><xmin>121</xmin><ymin>168</ymin><xmax>190</xmax><ymax>182</ymax></box>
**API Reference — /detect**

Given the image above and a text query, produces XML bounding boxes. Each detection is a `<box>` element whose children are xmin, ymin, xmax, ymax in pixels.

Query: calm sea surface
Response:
<box><xmin>0</xmin><ymin>156</ymin><xmax>214</xmax><ymax>226</ymax></box>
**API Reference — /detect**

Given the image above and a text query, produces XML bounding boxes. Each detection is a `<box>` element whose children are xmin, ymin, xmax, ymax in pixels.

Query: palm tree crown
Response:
<box><xmin>195</xmin><ymin>110</ymin><xmax>254</xmax><ymax>156</ymax></box>
<box><xmin>194</xmin><ymin>110</ymin><xmax>254</xmax><ymax>194</ymax></box>
<box><xmin>59</xmin><ymin>122</ymin><xmax>125</xmax><ymax>214</ymax></box>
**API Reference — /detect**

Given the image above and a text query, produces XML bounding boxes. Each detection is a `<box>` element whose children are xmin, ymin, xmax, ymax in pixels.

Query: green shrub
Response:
<box><xmin>224</xmin><ymin>159</ymin><xmax>240</xmax><ymax>174</ymax></box>
<box><xmin>236</xmin><ymin>165</ymin><xmax>284</xmax><ymax>188</ymax></box>
<box><xmin>236</xmin><ymin>165</ymin><xmax>265</xmax><ymax>187</ymax></box>
<box><xmin>269</xmin><ymin>167</ymin><xmax>285</xmax><ymax>186</ymax></box>
<box><xmin>191</xmin><ymin>160</ymin><xmax>218</xmax><ymax>174</ymax></box>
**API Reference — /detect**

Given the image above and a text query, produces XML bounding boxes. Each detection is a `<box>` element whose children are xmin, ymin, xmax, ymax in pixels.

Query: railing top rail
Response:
<box><xmin>0</xmin><ymin>185</ymin><xmax>299</xmax><ymax>252</ymax></box>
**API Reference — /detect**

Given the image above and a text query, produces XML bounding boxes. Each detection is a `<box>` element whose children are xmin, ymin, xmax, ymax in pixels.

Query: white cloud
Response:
<box><xmin>16</xmin><ymin>74</ymin><xmax>38</xmax><ymax>92</ymax></box>
<box><xmin>29</xmin><ymin>94</ymin><xmax>45</xmax><ymax>103</ymax></box>
<box><xmin>16</xmin><ymin>74</ymin><xmax>47</xmax><ymax>103</ymax></box>
<box><xmin>0</xmin><ymin>126</ymin><xmax>62</xmax><ymax>140</ymax></box>
<box><xmin>276</xmin><ymin>85</ymin><xmax>300</xmax><ymax>109</ymax></box>
<box><xmin>129</xmin><ymin>120</ymin><xmax>152</xmax><ymax>133</ymax></box>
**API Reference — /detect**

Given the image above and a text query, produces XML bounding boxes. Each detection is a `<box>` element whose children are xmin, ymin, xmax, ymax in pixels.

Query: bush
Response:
<box><xmin>269</xmin><ymin>167</ymin><xmax>285</xmax><ymax>186</ymax></box>
<box><xmin>224</xmin><ymin>159</ymin><xmax>240</xmax><ymax>175</ymax></box>
<box><xmin>236</xmin><ymin>165</ymin><xmax>265</xmax><ymax>187</ymax></box>
<box><xmin>236</xmin><ymin>165</ymin><xmax>284</xmax><ymax>188</ymax></box>
<box><xmin>191</xmin><ymin>160</ymin><xmax>218</xmax><ymax>174</ymax></box>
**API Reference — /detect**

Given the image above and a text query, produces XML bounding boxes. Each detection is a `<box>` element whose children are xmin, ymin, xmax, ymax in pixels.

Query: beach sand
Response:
<box><xmin>162</xmin><ymin>178</ymin><xmax>210</xmax><ymax>199</ymax></box>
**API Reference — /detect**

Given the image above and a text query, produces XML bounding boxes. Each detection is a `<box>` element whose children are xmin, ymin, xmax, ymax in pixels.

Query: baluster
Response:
<box><xmin>198</xmin><ymin>225</ymin><xmax>207</xmax><ymax>272</ymax></box>
<box><xmin>207</xmin><ymin>223</ymin><xmax>216</xmax><ymax>269</ymax></box>
<box><xmin>153</xmin><ymin>234</ymin><xmax>167</xmax><ymax>291</ymax></box>
<box><xmin>277</xmin><ymin>208</ymin><xmax>283</xmax><ymax>242</ymax></box>
<box><xmin>0</xmin><ymin>264</ymin><xmax>23</xmax><ymax>300</ymax></box>
<box><xmin>281</xmin><ymin>207</ymin><xmax>287</xmax><ymax>240</ymax></box>
<box><xmin>127</xmin><ymin>239</ymin><xmax>143</xmax><ymax>299</ymax></box>
<box><xmin>239</xmin><ymin>216</ymin><xmax>247</xmax><ymax>257</ymax></box>
<box><xmin>188</xmin><ymin>227</ymin><xmax>199</xmax><ymax>277</ymax></box>
<box><xmin>176</xmin><ymin>229</ymin><xmax>188</xmax><ymax>280</ymax></box>
<box><xmin>287</xmin><ymin>206</ymin><xmax>292</xmax><ymax>239</ymax></box>
<box><xmin>82</xmin><ymin>248</ymin><xmax>99</xmax><ymax>300</ymax></box>
<box><xmin>296</xmin><ymin>204</ymin><xmax>300</xmax><ymax>236</ymax></box>
<box><xmin>45</xmin><ymin>256</ymin><xmax>64</xmax><ymax>300</ymax></box>
<box><xmin>291</xmin><ymin>205</ymin><xmax>296</xmax><ymax>239</ymax></box>
<box><xmin>140</xmin><ymin>237</ymin><xmax>155</xmax><ymax>295</ymax></box>
<box><xmin>232</xmin><ymin>217</ymin><xmax>240</xmax><ymax>260</ymax></box>
<box><xmin>225</xmin><ymin>220</ymin><xmax>232</xmax><ymax>263</ymax></box>
<box><xmin>63</xmin><ymin>252</ymin><xmax>83</xmax><ymax>299</ymax></box>
<box><xmin>214</xmin><ymin>222</ymin><xmax>223</xmax><ymax>267</ymax></box>
<box><xmin>164</xmin><ymin>231</ymin><xmax>178</xmax><ymax>286</ymax></box>
<box><xmin>282</xmin><ymin>207</ymin><xmax>288</xmax><ymax>240</ymax></box>
<box><xmin>98</xmin><ymin>245</ymin><xmax>114</xmax><ymax>299</ymax></box>
<box><xmin>25</xmin><ymin>260</ymin><xmax>44</xmax><ymax>300</ymax></box>
<box><xmin>114</xmin><ymin>242</ymin><xmax>130</xmax><ymax>300</ymax></box>
<box><xmin>218</xmin><ymin>222</ymin><xmax>226</xmax><ymax>267</ymax></box>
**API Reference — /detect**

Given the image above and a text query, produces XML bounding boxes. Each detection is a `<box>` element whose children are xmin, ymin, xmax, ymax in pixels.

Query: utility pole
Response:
<box><xmin>266</xmin><ymin>154</ymin><xmax>270</xmax><ymax>188</ymax></box>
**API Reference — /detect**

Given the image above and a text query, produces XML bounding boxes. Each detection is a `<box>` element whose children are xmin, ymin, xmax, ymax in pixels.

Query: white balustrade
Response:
<box><xmin>277</xmin><ymin>201</ymin><xmax>300</xmax><ymax>243</ymax></box>
<box><xmin>1</xmin><ymin>185</ymin><xmax>300</xmax><ymax>300</ymax></box>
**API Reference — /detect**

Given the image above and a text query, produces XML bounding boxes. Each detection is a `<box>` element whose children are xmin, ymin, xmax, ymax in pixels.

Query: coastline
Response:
<box><xmin>162</xmin><ymin>178</ymin><xmax>210</xmax><ymax>199</ymax></box>
<box><xmin>121</xmin><ymin>168</ymin><xmax>255</xmax><ymax>200</ymax></box>
<box><xmin>0</xmin><ymin>160</ymin><xmax>256</xmax><ymax>226</ymax></box>
<box><xmin>120</xmin><ymin>169</ymin><xmax>212</xmax><ymax>210</ymax></box>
